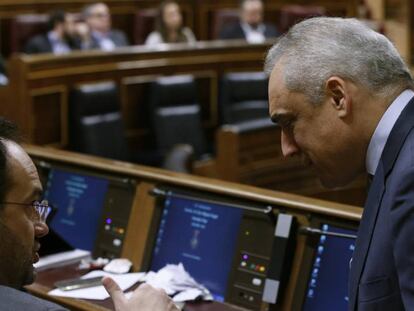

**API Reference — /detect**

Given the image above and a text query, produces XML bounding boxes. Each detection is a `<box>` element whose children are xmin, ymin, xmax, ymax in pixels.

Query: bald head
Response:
<box><xmin>240</xmin><ymin>0</ymin><xmax>264</xmax><ymax>28</ymax></box>
<box><xmin>83</xmin><ymin>2</ymin><xmax>111</xmax><ymax>33</ymax></box>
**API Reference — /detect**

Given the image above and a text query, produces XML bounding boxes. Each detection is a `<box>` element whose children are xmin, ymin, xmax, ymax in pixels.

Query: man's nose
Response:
<box><xmin>34</xmin><ymin>222</ymin><xmax>49</xmax><ymax>238</ymax></box>
<box><xmin>281</xmin><ymin>130</ymin><xmax>300</xmax><ymax>157</ymax></box>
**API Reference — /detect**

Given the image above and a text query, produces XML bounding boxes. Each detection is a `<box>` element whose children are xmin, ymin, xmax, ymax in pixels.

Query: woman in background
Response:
<box><xmin>145</xmin><ymin>0</ymin><xmax>196</xmax><ymax>46</ymax></box>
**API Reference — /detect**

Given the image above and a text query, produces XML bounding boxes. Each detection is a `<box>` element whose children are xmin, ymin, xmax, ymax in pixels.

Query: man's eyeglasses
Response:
<box><xmin>2</xmin><ymin>200</ymin><xmax>52</xmax><ymax>223</ymax></box>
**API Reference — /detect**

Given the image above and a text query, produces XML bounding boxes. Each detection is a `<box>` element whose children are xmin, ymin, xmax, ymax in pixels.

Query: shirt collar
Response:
<box><xmin>366</xmin><ymin>89</ymin><xmax>414</xmax><ymax>175</ymax></box>
<box><xmin>240</xmin><ymin>22</ymin><xmax>265</xmax><ymax>34</ymax></box>
<box><xmin>47</xmin><ymin>31</ymin><xmax>60</xmax><ymax>42</ymax></box>
<box><xmin>92</xmin><ymin>31</ymin><xmax>110</xmax><ymax>40</ymax></box>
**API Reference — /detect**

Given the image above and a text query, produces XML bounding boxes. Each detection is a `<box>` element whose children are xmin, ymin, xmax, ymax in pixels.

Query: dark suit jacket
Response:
<box><xmin>87</xmin><ymin>30</ymin><xmax>129</xmax><ymax>50</ymax></box>
<box><xmin>24</xmin><ymin>34</ymin><xmax>80</xmax><ymax>54</ymax></box>
<box><xmin>0</xmin><ymin>285</ymin><xmax>68</xmax><ymax>310</ymax></box>
<box><xmin>219</xmin><ymin>22</ymin><xmax>279</xmax><ymax>40</ymax></box>
<box><xmin>24</xmin><ymin>34</ymin><xmax>53</xmax><ymax>54</ymax></box>
<box><xmin>348</xmin><ymin>96</ymin><xmax>414</xmax><ymax>310</ymax></box>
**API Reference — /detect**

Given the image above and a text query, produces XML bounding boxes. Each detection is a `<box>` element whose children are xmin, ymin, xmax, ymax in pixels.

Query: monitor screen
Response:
<box><xmin>44</xmin><ymin>168</ymin><xmax>109</xmax><ymax>251</ymax></box>
<box><xmin>150</xmin><ymin>194</ymin><xmax>243</xmax><ymax>302</ymax></box>
<box><xmin>302</xmin><ymin>224</ymin><xmax>356</xmax><ymax>311</ymax></box>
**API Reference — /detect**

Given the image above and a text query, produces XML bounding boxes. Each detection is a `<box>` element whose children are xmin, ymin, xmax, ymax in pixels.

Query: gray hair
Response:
<box><xmin>82</xmin><ymin>2</ymin><xmax>106</xmax><ymax>19</ymax></box>
<box><xmin>240</xmin><ymin>0</ymin><xmax>263</xmax><ymax>9</ymax></box>
<box><xmin>264</xmin><ymin>17</ymin><xmax>413</xmax><ymax>104</ymax></box>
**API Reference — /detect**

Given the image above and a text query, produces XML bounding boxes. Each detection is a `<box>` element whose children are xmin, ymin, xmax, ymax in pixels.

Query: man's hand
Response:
<box><xmin>103</xmin><ymin>276</ymin><xmax>179</xmax><ymax>311</ymax></box>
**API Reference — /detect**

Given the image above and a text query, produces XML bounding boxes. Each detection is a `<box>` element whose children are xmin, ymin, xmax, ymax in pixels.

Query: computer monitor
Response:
<box><xmin>302</xmin><ymin>224</ymin><xmax>356</xmax><ymax>311</ymax></box>
<box><xmin>150</xmin><ymin>194</ymin><xmax>244</xmax><ymax>302</ymax></box>
<box><xmin>44</xmin><ymin>168</ymin><xmax>109</xmax><ymax>251</ymax></box>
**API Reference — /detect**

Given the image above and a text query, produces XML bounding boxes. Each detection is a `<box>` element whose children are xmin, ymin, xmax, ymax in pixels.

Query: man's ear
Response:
<box><xmin>325</xmin><ymin>76</ymin><xmax>351</xmax><ymax>118</ymax></box>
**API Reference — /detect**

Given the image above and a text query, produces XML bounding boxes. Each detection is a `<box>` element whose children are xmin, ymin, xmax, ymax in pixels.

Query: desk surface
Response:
<box><xmin>27</xmin><ymin>264</ymin><xmax>247</xmax><ymax>311</ymax></box>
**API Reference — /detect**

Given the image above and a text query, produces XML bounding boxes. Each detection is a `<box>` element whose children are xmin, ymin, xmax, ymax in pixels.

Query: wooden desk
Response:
<box><xmin>27</xmin><ymin>264</ymin><xmax>243</xmax><ymax>311</ymax></box>
<box><xmin>25</xmin><ymin>144</ymin><xmax>362</xmax><ymax>311</ymax></box>
<box><xmin>3</xmin><ymin>40</ymin><xmax>273</xmax><ymax>148</ymax></box>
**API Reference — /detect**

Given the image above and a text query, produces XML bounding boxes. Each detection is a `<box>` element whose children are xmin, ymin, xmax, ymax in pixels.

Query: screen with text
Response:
<box><xmin>150</xmin><ymin>194</ymin><xmax>243</xmax><ymax>302</ymax></box>
<box><xmin>303</xmin><ymin>224</ymin><xmax>356</xmax><ymax>311</ymax></box>
<box><xmin>44</xmin><ymin>168</ymin><xmax>109</xmax><ymax>251</ymax></box>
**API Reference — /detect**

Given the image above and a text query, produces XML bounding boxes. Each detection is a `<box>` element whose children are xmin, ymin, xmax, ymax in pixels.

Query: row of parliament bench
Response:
<box><xmin>0</xmin><ymin>0</ymin><xmax>358</xmax><ymax>56</ymax></box>
<box><xmin>1</xmin><ymin>40</ymin><xmax>368</xmax><ymax>205</ymax></box>
<box><xmin>25</xmin><ymin>144</ymin><xmax>362</xmax><ymax>311</ymax></box>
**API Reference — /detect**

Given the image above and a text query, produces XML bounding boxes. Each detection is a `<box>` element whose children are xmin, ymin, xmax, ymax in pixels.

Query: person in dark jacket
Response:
<box><xmin>24</xmin><ymin>10</ymin><xmax>79</xmax><ymax>54</ymax></box>
<box><xmin>81</xmin><ymin>2</ymin><xmax>129</xmax><ymax>51</ymax></box>
<box><xmin>219</xmin><ymin>0</ymin><xmax>279</xmax><ymax>43</ymax></box>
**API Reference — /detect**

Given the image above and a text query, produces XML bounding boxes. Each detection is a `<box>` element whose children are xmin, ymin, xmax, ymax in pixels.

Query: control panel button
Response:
<box><xmin>113</xmin><ymin>238</ymin><xmax>122</xmax><ymax>247</ymax></box>
<box><xmin>252</xmin><ymin>278</ymin><xmax>262</xmax><ymax>286</ymax></box>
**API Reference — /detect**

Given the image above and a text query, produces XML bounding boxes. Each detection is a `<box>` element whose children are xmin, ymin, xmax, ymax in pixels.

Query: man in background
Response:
<box><xmin>24</xmin><ymin>10</ymin><xmax>79</xmax><ymax>54</ymax></box>
<box><xmin>219</xmin><ymin>0</ymin><xmax>279</xmax><ymax>43</ymax></box>
<box><xmin>81</xmin><ymin>2</ymin><xmax>129</xmax><ymax>51</ymax></box>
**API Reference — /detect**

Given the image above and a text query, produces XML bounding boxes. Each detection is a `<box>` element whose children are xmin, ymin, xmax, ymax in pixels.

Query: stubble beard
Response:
<box><xmin>0</xmin><ymin>221</ymin><xmax>35</xmax><ymax>288</ymax></box>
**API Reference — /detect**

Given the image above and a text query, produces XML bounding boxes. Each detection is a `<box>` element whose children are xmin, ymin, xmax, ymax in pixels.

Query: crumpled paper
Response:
<box><xmin>143</xmin><ymin>263</ymin><xmax>213</xmax><ymax>302</ymax></box>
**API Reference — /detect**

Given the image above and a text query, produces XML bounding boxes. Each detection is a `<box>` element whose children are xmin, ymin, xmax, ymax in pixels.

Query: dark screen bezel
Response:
<box><xmin>141</xmin><ymin>184</ymin><xmax>273</xmax><ymax>302</ymax></box>
<box><xmin>291</xmin><ymin>217</ymin><xmax>358</xmax><ymax>311</ymax></box>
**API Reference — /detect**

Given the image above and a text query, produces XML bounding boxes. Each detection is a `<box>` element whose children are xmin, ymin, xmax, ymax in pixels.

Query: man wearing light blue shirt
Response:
<box><xmin>24</xmin><ymin>11</ymin><xmax>79</xmax><ymax>55</ymax></box>
<box><xmin>265</xmin><ymin>17</ymin><xmax>414</xmax><ymax>310</ymax></box>
<box><xmin>81</xmin><ymin>3</ymin><xmax>128</xmax><ymax>51</ymax></box>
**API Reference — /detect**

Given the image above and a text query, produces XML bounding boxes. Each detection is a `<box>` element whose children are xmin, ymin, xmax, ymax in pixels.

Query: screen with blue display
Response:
<box><xmin>303</xmin><ymin>224</ymin><xmax>356</xmax><ymax>311</ymax></box>
<box><xmin>150</xmin><ymin>194</ymin><xmax>243</xmax><ymax>302</ymax></box>
<box><xmin>44</xmin><ymin>168</ymin><xmax>109</xmax><ymax>251</ymax></box>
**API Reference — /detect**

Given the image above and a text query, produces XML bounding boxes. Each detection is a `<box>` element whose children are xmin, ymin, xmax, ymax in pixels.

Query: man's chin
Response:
<box><xmin>22</xmin><ymin>266</ymin><xmax>36</xmax><ymax>286</ymax></box>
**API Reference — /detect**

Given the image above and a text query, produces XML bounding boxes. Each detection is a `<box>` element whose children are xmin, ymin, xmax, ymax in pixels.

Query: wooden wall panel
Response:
<box><xmin>30</xmin><ymin>86</ymin><xmax>67</xmax><ymax>146</ymax></box>
<box><xmin>4</xmin><ymin>41</ymin><xmax>272</xmax><ymax>147</ymax></box>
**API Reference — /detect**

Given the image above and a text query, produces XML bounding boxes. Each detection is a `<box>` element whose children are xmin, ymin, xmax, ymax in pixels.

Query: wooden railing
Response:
<box><xmin>2</xmin><ymin>40</ymin><xmax>273</xmax><ymax>148</ymax></box>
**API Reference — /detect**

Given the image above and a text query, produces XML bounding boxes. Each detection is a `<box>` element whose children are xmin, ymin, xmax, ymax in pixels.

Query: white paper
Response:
<box><xmin>144</xmin><ymin>263</ymin><xmax>213</xmax><ymax>302</ymax></box>
<box><xmin>124</xmin><ymin>292</ymin><xmax>185</xmax><ymax>310</ymax></box>
<box><xmin>48</xmin><ymin>270</ymin><xmax>145</xmax><ymax>300</ymax></box>
<box><xmin>172</xmin><ymin>288</ymin><xmax>207</xmax><ymax>302</ymax></box>
<box><xmin>34</xmin><ymin>249</ymin><xmax>91</xmax><ymax>271</ymax></box>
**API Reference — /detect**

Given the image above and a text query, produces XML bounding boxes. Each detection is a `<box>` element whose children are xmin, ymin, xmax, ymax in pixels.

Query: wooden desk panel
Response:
<box><xmin>25</xmin><ymin>144</ymin><xmax>362</xmax><ymax>221</ymax></box>
<box><xmin>25</xmin><ymin>145</ymin><xmax>362</xmax><ymax>311</ymax></box>
<box><xmin>4</xmin><ymin>41</ymin><xmax>273</xmax><ymax>148</ymax></box>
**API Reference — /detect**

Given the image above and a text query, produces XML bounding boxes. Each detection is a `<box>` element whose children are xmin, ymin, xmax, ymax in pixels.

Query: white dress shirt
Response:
<box><xmin>92</xmin><ymin>31</ymin><xmax>116</xmax><ymax>51</ymax></box>
<box><xmin>47</xmin><ymin>31</ymin><xmax>71</xmax><ymax>54</ymax></box>
<box><xmin>366</xmin><ymin>89</ymin><xmax>414</xmax><ymax>175</ymax></box>
<box><xmin>240</xmin><ymin>22</ymin><xmax>266</xmax><ymax>44</ymax></box>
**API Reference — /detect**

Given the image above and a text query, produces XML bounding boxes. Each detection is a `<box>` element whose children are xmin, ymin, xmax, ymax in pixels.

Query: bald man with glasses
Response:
<box><xmin>0</xmin><ymin>118</ymin><xmax>178</xmax><ymax>311</ymax></box>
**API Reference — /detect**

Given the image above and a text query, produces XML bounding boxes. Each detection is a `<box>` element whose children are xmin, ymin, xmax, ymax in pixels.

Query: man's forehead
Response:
<box><xmin>4</xmin><ymin>141</ymin><xmax>38</xmax><ymax>179</ymax></box>
<box><xmin>268</xmin><ymin>63</ymin><xmax>309</xmax><ymax>123</ymax></box>
<box><xmin>268</xmin><ymin>64</ymin><xmax>289</xmax><ymax>106</ymax></box>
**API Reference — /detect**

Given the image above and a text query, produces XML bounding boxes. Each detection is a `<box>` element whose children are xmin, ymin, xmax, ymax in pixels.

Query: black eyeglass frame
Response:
<box><xmin>1</xmin><ymin>200</ymin><xmax>54</xmax><ymax>223</ymax></box>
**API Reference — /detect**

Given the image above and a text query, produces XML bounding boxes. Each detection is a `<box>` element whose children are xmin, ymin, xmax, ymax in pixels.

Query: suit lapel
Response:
<box><xmin>348</xmin><ymin>165</ymin><xmax>385</xmax><ymax>310</ymax></box>
<box><xmin>45</xmin><ymin>36</ymin><xmax>53</xmax><ymax>53</ymax></box>
<box><xmin>348</xmin><ymin>95</ymin><xmax>414</xmax><ymax>310</ymax></box>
